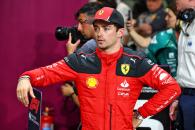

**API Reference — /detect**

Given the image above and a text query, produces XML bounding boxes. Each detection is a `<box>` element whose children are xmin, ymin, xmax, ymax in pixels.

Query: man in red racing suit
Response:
<box><xmin>16</xmin><ymin>7</ymin><xmax>181</xmax><ymax>130</ymax></box>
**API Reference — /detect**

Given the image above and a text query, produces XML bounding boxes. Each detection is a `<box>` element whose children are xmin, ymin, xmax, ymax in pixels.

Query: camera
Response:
<box><xmin>177</xmin><ymin>8</ymin><xmax>195</xmax><ymax>22</ymax></box>
<box><xmin>55</xmin><ymin>26</ymin><xmax>88</xmax><ymax>44</ymax></box>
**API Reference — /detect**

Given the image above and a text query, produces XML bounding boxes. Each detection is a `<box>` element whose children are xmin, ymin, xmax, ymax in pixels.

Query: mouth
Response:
<box><xmin>97</xmin><ymin>40</ymin><xmax>105</xmax><ymax>45</ymax></box>
<box><xmin>97</xmin><ymin>39</ymin><xmax>104</xmax><ymax>42</ymax></box>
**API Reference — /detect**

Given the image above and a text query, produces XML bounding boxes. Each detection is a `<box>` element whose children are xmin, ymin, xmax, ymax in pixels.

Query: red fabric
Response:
<box><xmin>22</xmin><ymin>48</ymin><xmax>181</xmax><ymax>130</ymax></box>
<box><xmin>94</xmin><ymin>7</ymin><xmax>114</xmax><ymax>21</ymax></box>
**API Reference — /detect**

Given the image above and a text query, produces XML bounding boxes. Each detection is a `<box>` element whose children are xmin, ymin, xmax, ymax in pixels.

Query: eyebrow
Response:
<box><xmin>94</xmin><ymin>22</ymin><xmax>113</xmax><ymax>26</ymax></box>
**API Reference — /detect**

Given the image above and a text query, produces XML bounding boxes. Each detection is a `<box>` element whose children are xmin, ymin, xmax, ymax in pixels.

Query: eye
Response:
<box><xmin>79</xmin><ymin>19</ymin><xmax>88</xmax><ymax>25</ymax></box>
<box><xmin>94</xmin><ymin>27</ymin><xmax>99</xmax><ymax>32</ymax></box>
<box><xmin>104</xmin><ymin>26</ymin><xmax>110</xmax><ymax>31</ymax></box>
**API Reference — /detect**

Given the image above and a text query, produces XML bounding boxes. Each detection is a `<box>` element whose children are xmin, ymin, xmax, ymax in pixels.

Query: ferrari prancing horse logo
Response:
<box><xmin>121</xmin><ymin>64</ymin><xmax>130</xmax><ymax>75</ymax></box>
<box><xmin>98</xmin><ymin>10</ymin><xmax>104</xmax><ymax>15</ymax></box>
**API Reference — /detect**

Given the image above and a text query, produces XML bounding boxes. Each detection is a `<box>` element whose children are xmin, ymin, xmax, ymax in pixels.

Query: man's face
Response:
<box><xmin>146</xmin><ymin>0</ymin><xmax>162</xmax><ymax>12</ymax></box>
<box><xmin>176</xmin><ymin>0</ymin><xmax>195</xmax><ymax>11</ymax></box>
<box><xmin>77</xmin><ymin>13</ymin><xmax>95</xmax><ymax>39</ymax></box>
<box><xmin>93</xmin><ymin>20</ymin><xmax>124</xmax><ymax>52</ymax></box>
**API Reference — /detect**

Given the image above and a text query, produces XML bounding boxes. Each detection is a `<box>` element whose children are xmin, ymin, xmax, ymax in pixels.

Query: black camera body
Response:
<box><xmin>55</xmin><ymin>26</ymin><xmax>88</xmax><ymax>44</ymax></box>
<box><xmin>177</xmin><ymin>8</ymin><xmax>195</xmax><ymax>22</ymax></box>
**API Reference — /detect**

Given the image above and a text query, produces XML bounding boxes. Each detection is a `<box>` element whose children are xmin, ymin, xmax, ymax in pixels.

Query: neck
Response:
<box><xmin>100</xmin><ymin>41</ymin><xmax>122</xmax><ymax>54</ymax></box>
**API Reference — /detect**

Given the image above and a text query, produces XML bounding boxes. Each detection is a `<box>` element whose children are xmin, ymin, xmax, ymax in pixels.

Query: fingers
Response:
<box><xmin>135</xmin><ymin>119</ymin><xmax>143</xmax><ymax>128</ymax></box>
<box><xmin>61</xmin><ymin>83</ymin><xmax>74</xmax><ymax>96</ymax></box>
<box><xmin>17</xmin><ymin>87</ymin><xmax>29</xmax><ymax>107</ymax></box>
<box><xmin>169</xmin><ymin>109</ymin><xmax>176</xmax><ymax>121</ymax></box>
<box><xmin>169</xmin><ymin>101</ymin><xmax>178</xmax><ymax>121</ymax></box>
<box><xmin>132</xmin><ymin>117</ymin><xmax>143</xmax><ymax>129</ymax></box>
<box><xmin>126</xmin><ymin>20</ymin><xmax>134</xmax><ymax>28</ymax></box>
<box><xmin>169</xmin><ymin>112</ymin><xmax>175</xmax><ymax>121</ymax></box>
<box><xmin>74</xmin><ymin>39</ymin><xmax>81</xmax><ymax>47</ymax></box>
<box><xmin>29</xmin><ymin>87</ymin><xmax>35</xmax><ymax>98</ymax></box>
<box><xmin>126</xmin><ymin>19</ymin><xmax>137</xmax><ymax>33</ymax></box>
<box><xmin>16</xmin><ymin>79</ymin><xmax>32</xmax><ymax>107</ymax></box>
<box><xmin>17</xmin><ymin>88</ymin><xmax>23</xmax><ymax>102</ymax></box>
<box><xmin>166</xmin><ymin>8</ymin><xmax>175</xmax><ymax>17</ymax></box>
<box><xmin>68</xmin><ymin>33</ymin><xmax>72</xmax><ymax>43</ymax></box>
<box><xmin>22</xmin><ymin>88</ymin><xmax>29</xmax><ymax>107</ymax></box>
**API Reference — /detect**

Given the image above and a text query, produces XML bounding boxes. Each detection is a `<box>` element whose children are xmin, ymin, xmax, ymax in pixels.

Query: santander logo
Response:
<box><xmin>120</xmin><ymin>79</ymin><xmax>129</xmax><ymax>88</ymax></box>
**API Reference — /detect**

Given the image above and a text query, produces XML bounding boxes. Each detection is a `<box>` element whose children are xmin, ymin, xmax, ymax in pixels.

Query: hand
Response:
<box><xmin>16</xmin><ymin>78</ymin><xmax>35</xmax><ymax>107</ymax></box>
<box><xmin>132</xmin><ymin>118</ymin><xmax>143</xmax><ymax>129</ymax></box>
<box><xmin>66</xmin><ymin>33</ymin><xmax>81</xmax><ymax>55</ymax></box>
<box><xmin>169</xmin><ymin>100</ymin><xmax>179</xmax><ymax>121</ymax></box>
<box><xmin>132</xmin><ymin>111</ymin><xmax>143</xmax><ymax>129</ymax></box>
<box><xmin>126</xmin><ymin>19</ymin><xmax>136</xmax><ymax>33</ymax></box>
<box><xmin>137</xmin><ymin>23</ymin><xmax>152</xmax><ymax>36</ymax></box>
<box><xmin>61</xmin><ymin>83</ymin><xmax>74</xmax><ymax>96</ymax></box>
<box><xmin>165</xmin><ymin>8</ymin><xmax>177</xmax><ymax>29</ymax></box>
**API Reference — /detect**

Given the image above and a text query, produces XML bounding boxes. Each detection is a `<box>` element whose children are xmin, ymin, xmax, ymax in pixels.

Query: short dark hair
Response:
<box><xmin>98</xmin><ymin>0</ymin><xmax>117</xmax><ymax>9</ymax></box>
<box><xmin>75</xmin><ymin>2</ymin><xmax>104</xmax><ymax>19</ymax></box>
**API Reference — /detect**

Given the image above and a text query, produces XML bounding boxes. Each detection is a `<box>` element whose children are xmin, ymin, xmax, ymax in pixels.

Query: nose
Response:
<box><xmin>77</xmin><ymin>23</ymin><xmax>82</xmax><ymax>32</ymax></box>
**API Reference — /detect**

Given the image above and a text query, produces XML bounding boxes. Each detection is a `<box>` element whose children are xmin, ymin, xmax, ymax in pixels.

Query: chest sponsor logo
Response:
<box><xmin>121</xmin><ymin>64</ymin><xmax>130</xmax><ymax>75</ymax></box>
<box><xmin>117</xmin><ymin>79</ymin><xmax>130</xmax><ymax>97</ymax></box>
<box><xmin>120</xmin><ymin>79</ymin><xmax>129</xmax><ymax>88</ymax></box>
<box><xmin>86</xmin><ymin>76</ymin><xmax>98</xmax><ymax>89</ymax></box>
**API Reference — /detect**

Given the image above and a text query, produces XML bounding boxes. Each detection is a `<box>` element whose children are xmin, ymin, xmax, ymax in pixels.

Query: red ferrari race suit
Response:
<box><xmin>21</xmin><ymin>47</ymin><xmax>181</xmax><ymax>130</ymax></box>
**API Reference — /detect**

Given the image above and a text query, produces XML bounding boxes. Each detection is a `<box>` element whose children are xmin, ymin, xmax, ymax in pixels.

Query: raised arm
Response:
<box><xmin>126</xmin><ymin>19</ymin><xmax>151</xmax><ymax>48</ymax></box>
<box><xmin>16</xmin><ymin>59</ymin><xmax>78</xmax><ymax>107</ymax></box>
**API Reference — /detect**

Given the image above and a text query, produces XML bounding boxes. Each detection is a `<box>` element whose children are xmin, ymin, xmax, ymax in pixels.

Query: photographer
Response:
<box><xmin>60</xmin><ymin>2</ymin><xmax>104</xmax><ymax>107</ymax></box>
<box><xmin>169</xmin><ymin>0</ymin><xmax>195</xmax><ymax>130</ymax></box>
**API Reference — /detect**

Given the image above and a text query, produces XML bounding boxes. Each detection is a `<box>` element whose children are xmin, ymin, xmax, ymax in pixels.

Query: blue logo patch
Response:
<box><xmin>188</xmin><ymin>41</ymin><xmax>192</xmax><ymax>46</ymax></box>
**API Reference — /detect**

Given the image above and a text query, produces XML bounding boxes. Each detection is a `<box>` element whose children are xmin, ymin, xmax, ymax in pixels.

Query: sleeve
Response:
<box><xmin>20</xmin><ymin>60</ymin><xmax>78</xmax><ymax>87</ymax></box>
<box><xmin>137</xmin><ymin>64</ymin><xmax>181</xmax><ymax>118</ymax></box>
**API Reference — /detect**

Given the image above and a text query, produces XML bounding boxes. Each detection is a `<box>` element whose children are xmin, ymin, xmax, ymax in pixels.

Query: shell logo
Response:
<box><xmin>86</xmin><ymin>76</ymin><xmax>98</xmax><ymax>88</ymax></box>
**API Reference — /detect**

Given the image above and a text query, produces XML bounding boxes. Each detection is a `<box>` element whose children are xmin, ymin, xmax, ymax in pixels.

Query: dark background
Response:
<box><xmin>0</xmin><ymin>0</ymin><xmax>87</xmax><ymax>129</ymax></box>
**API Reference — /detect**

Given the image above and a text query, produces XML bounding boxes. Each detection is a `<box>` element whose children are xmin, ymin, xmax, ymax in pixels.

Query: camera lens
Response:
<box><xmin>55</xmin><ymin>27</ymin><xmax>69</xmax><ymax>41</ymax></box>
<box><xmin>55</xmin><ymin>26</ymin><xmax>89</xmax><ymax>44</ymax></box>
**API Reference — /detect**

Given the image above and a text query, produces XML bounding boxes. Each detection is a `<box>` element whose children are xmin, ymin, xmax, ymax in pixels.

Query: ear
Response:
<box><xmin>117</xmin><ymin>28</ymin><xmax>125</xmax><ymax>37</ymax></box>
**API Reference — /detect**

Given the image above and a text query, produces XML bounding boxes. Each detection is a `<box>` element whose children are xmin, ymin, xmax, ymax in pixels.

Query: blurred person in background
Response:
<box><xmin>132</xmin><ymin>0</ymin><xmax>148</xmax><ymax>19</ymax></box>
<box><xmin>169</xmin><ymin>0</ymin><xmax>195</xmax><ymax>130</ymax></box>
<box><xmin>136</xmin><ymin>0</ymin><xmax>167</xmax><ymax>37</ymax></box>
<box><xmin>126</xmin><ymin>8</ymin><xmax>178</xmax><ymax>77</ymax></box>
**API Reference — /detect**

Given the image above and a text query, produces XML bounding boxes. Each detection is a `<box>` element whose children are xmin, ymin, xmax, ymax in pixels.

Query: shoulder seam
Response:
<box><xmin>78</xmin><ymin>51</ymin><xmax>96</xmax><ymax>56</ymax></box>
<box><xmin>122</xmin><ymin>52</ymin><xmax>143</xmax><ymax>60</ymax></box>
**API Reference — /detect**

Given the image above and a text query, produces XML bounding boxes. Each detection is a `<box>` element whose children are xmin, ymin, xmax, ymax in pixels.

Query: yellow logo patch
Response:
<box><xmin>121</xmin><ymin>64</ymin><xmax>130</xmax><ymax>75</ymax></box>
<box><xmin>98</xmin><ymin>10</ymin><xmax>104</xmax><ymax>15</ymax></box>
<box><xmin>86</xmin><ymin>77</ymin><xmax>98</xmax><ymax>88</ymax></box>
